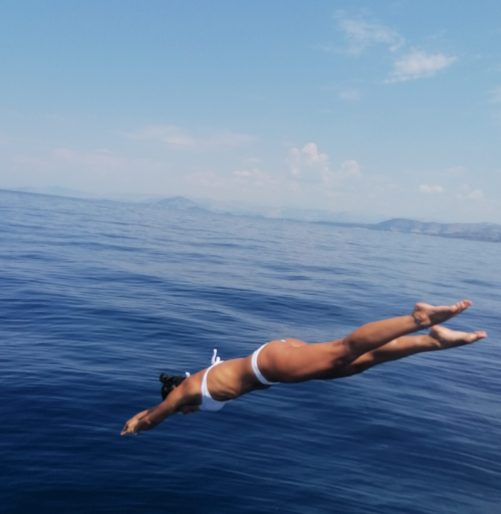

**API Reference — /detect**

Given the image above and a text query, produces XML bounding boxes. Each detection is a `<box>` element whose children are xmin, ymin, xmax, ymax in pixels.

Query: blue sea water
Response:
<box><xmin>1</xmin><ymin>189</ymin><xmax>501</xmax><ymax>514</ymax></box>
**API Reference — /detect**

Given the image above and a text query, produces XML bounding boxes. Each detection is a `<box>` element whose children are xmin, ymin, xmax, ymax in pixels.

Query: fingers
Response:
<box><xmin>121</xmin><ymin>430</ymin><xmax>139</xmax><ymax>437</ymax></box>
<box><xmin>121</xmin><ymin>422</ymin><xmax>133</xmax><ymax>436</ymax></box>
<box><xmin>121</xmin><ymin>409</ymin><xmax>150</xmax><ymax>436</ymax></box>
<box><xmin>121</xmin><ymin>424</ymin><xmax>140</xmax><ymax>437</ymax></box>
<box><xmin>121</xmin><ymin>417</ymin><xmax>139</xmax><ymax>436</ymax></box>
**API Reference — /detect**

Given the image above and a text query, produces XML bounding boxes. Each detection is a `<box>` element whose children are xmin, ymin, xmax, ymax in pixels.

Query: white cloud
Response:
<box><xmin>288</xmin><ymin>142</ymin><xmax>330</xmax><ymax>179</ymax></box>
<box><xmin>127</xmin><ymin>125</ymin><xmax>255</xmax><ymax>150</ymax></box>
<box><xmin>388</xmin><ymin>51</ymin><xmax>456</xmax><ymax>82</ymax></box>
<box><xmin>334</xmin><ymin>15</ymin><xmax>404</xmax><ymax>54</ymax></box>
<box><xmin>419</xmin><ymin>184</ymin><xmax>444</xmax><ymax>194</ymax></box>
<box><xmin>287</xmin><ymin>143</ymin><xmax>362</xmax><ymax>192</ymax></box>
<box><xmin>184</xmin><ymin>142</ymin><xmax>364</xmax><ymax>208</ymax></box>
<box><xmin>302</xmin><ymin>142</ymin><xmax>329</xmax><ymax>167</ymax></box>
<box><xmin>331</xmin><ymin>14</ymin><xmax>456</xmax><ymax>85</ymax></box>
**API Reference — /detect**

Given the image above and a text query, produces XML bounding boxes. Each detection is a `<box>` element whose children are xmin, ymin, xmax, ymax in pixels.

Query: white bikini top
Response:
<box><xmin>199</xmin><ymin>349</ymin><xmax>228</xmax><ymax>412</ymax></box>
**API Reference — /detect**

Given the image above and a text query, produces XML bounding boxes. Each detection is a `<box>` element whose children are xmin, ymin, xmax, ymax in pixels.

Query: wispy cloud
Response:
<box><xmin>334</xmin><ymin>14</ymin><xmax>404</xmax><ymax>55</ymax></box>
<box><xmin>419</xmin><ymin>184</ymin><xmax>444</xmax><ymax>194</ymax></box>
<box><xmin>330</xmin><ymin>13</ymin><xmax>457</xmax><ymax>84</ymax></box>
<box><xmin>184</xmin><ymin>143</ymin><xmax>363</xmax><ymax>209</ymax></box>
<box><xmin>388</xmin><ymin>50</ymin><xmax>456</xmax><ymax>82</ymax></box>
<box><xmin>127</xmin><ymin>125</ymin><xmax>256</xmax><ymax>150</ymax></box>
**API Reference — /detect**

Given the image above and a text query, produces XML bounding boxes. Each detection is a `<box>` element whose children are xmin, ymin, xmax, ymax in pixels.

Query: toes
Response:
<box><xmin>446</xmin><ymin>299</ymin><xmax>471</xmax><ymax>315</ymax></box>
<box><xmin>457</xmin><ymin>299</ymin><xmax>472</xmax><ymax>311</ymax></box>
<box><xmin>466</xmin><ymin>330</ymin><xmax>486</xmax><ymax>343</ymax></box>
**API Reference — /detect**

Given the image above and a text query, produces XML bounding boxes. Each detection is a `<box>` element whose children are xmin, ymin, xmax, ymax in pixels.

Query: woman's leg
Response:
<box><xmin>340</xmin><ymin>299</ymin><xmax>472</xmax><ymax>361</ymax></box>
<box><xmin>331</xmin><ymin>326</ymin><xmax>487</xmax><ymax>378</ymax></box>
<box><xmin>260</xmin><ymin>300</ymin><xmax>474</xmax><ymax>383</ymax></box>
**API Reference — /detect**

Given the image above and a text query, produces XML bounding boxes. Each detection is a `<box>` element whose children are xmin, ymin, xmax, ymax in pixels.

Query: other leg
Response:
<box><xmin>331</xmin><ymin>326</ymin><xmax>487</xmax><ymax>378</ymax></box>
<box><xmin>339</xmin><ymin>299</ymin><xmax>472</xmax><ymax>362</ymax></box>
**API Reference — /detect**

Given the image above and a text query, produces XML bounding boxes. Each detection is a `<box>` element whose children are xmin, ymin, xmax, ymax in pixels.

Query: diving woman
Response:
<box><xmin>121</xmin><ymin>299</ymin><xmax>486</xmax><ymax>436</ymax></box>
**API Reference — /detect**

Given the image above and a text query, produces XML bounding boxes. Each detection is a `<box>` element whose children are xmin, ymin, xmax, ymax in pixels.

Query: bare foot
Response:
<box><xmin>412</xmin><ymin>299</ymin><xmax>472</xmax><ymax>328</ymax></box>
<box><xmin>430</xmin><ymin>325</ymin><xmax>487</xmax><ymax>350</ymax></box>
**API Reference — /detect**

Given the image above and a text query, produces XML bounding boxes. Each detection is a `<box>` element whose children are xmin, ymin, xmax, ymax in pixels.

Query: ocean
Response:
<box><xmin>1</xmin><ymin>189</ymin><xmax>500</xmax><ymax>514</ymax></box>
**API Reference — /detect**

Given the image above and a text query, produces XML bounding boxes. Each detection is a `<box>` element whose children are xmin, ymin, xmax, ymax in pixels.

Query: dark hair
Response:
<box><xmin>159</xmin><ymin>373</ymin><xmax>186</xmax><ymax>400</ymax></box>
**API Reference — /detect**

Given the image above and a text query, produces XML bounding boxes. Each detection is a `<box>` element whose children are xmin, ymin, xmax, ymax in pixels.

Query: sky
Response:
<box><xmin>1</xmin><ymin>0</ymin><xmax>501</xmax><ymax>222</ymax></box>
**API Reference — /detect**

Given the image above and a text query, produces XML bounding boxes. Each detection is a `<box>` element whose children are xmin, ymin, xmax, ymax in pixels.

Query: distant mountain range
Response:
<box><xmin>153</xmin><ymin>197</ymin><xmax>501</xmax><ymax>243</ymax></box>
<box><xmin>4</xmin><ymin>189</ymin><xmax>501</xmax><ymax>244</ymax></box>
<box><xmin>369</xmin><ymin>218</ymin><xmax>501</xmax><ymax>243</ymax></box>
<box><xmin>154</xmin><ymin>196</ymin><xmax>204</xmax><ymax>210</ymax></box>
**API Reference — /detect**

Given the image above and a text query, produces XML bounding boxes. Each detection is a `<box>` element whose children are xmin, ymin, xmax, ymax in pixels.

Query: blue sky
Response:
<box><xmin>1</xmin><ymin>0</ymin><xmax>501</xmax><ymax>222</ymax></box>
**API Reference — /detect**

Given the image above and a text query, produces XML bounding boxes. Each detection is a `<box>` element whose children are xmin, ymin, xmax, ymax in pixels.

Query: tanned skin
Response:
<box><xmin>122</xmin><ymin>299</ymin><xmax>486</xmax><ymax>436</ymax></box>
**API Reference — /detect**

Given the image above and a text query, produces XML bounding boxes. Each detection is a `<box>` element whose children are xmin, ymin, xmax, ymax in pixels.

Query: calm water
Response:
<box><xmin>1</xmin><ymin>189</ymin><xmax>501</xmax><ymax>514</ymax></box>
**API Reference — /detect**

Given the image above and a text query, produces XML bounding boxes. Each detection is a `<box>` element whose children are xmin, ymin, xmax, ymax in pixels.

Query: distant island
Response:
<box><xmin>368</xmin><ymin>218</ymin><xmax>501</xmax><ymax>243</ymax></box>
<box><xmin>153</xmin><ymin>196</ymin><xmax>501</xmax><ymax>244</ymax></box>
<box><xmin>3</xmin><ymin>189</ymin><xmax>501</xmax><ymax>244</ymax></box>
<box><xmin>154</xmin><ymin>196</ymin><xmax>204</xmax><ymax>211</ymax></box>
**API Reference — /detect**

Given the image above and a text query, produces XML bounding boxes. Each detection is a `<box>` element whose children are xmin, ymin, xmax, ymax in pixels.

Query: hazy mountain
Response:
<box><xmin>3</xmin><ymin>189</ymin><xmax>501</xmax><ymax>243</ymax></box>
<box><xmin>151</xmin><ymin>199</ymin><xmax>501</xmax><ymax>243</ymax></box>
<box><xmin>372</xmin><ymin>218</ymin><xmax>501</xmax><ymax>243</ymax></box>
<box><xmin>154</xmin><ymin>196</ymin><xmax>204</xmax><ymax>210</ymax></box>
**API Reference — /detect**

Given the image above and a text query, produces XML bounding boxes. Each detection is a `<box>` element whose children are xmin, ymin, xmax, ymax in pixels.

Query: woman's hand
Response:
<box><xmin>121</xmin><ymin>409</ymin><xmax>151</xmax><ymax>436</ymax></box>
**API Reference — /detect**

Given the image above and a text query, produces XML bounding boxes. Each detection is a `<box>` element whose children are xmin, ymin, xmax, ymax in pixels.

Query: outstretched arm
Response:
<box><xmin>121</xmin><ymin>378</ymin><xmax>200</xmax><ymax>436</ymax></box>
